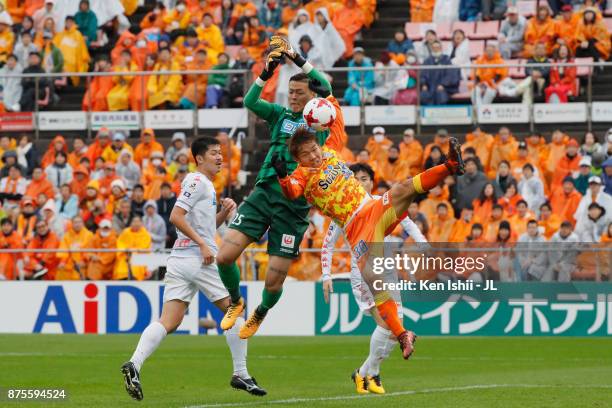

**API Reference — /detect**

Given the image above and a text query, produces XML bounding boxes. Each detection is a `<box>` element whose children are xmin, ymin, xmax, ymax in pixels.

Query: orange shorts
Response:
<box><xmin>344</xmin><ymin>191</ymin><xmax>401</xmax><ymax>262</ymax></box>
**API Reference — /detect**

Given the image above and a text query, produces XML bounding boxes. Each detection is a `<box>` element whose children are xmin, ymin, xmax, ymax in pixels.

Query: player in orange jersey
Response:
<box><xmin>271</xmin><ymin>128</ymin><xmax>465</xmax><ymax>359</ymax></box>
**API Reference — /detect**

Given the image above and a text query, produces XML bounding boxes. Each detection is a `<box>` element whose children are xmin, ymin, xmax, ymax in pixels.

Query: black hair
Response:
<box><xmin>191</xmin><ymin>136</ymin><xmax>220</xmax><ymax>162</ymax></box>
<box><xmin>539</xmin><ymin>201</ymin><xmax>552</xmax><ymax>211</ymax></box>
<box><xmin>527</xmin><ymin>219</ymin><xmax>538</xmax><ymax>226</ymax></box>
<box><xmin>133</xmin><ymin>184</ymin><xmax>145</xmax><ymax>192</ymax></box>
<box><xmin>517</xmin><ymin>199</ymin><xmax>528</xmax><ymax>207</ymax></box>
<box><xmin>436</xmin><ymin>202</ymin><xmax>449</xmax><ymax>210</ymax></box>
<box><xmin>522</xmin><ymin>163</ymin><xmax>535</xmax><ymax>172</ymax></box>
<box><xmin>55</xmin><ymin>151</ymin><xmax>67</xmax><ymax>159</ymax></box>
<box><xmin>289</xmin><ymin>72</ymin><xmax>309</xmax><ymax>83</ymax></box>
<box><xmin>1</xmin><ymin>218</ymin><xmax>13</xmax><ymax>226</ymax></box>
<box><xmin>464</xmin><ymin>157</ymin><xmax>478</xmax><ymax>166</ymax></box>
<box><xmin>349</xmin><ymin>163</ymin><xmax>375</xmax><ymax>182</ymax></box>
<box><xmin>472</xmin><ymin>223</ymin><xmax>483</xmax><ymax>231</ymax></box>
<box><xmin>161</xmin><ymin>182</ymin><xmax>172</xmax><ymax>189</ymax></box>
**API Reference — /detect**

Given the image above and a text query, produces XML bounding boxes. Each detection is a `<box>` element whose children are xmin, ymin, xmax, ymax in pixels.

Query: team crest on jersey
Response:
<box><xmin>281</xmin><ymin>234</ymin><xmax>295</xmax><ymax>248</ymax></box>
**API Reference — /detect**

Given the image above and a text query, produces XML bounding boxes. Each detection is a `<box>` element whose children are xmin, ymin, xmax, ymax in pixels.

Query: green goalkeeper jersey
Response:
<box><xmin>243</xmin><ymin>67</ymin><xmax>332</xmax><ymax>187</ymax></box>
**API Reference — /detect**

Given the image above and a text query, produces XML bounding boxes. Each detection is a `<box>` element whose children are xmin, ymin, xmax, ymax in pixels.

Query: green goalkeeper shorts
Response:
<box><xmin>228</xmin><ymin>182</ymin><xmax>310</xmax><ymax>259</ymax></box>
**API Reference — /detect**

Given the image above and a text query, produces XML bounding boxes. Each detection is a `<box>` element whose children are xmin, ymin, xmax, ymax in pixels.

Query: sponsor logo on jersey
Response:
<box><xmin>281</xmin><ymin>234</ymin><xmax>295</xmax><ymax>248</ymax></box>
<box><xmin>183</xmin><ymin>191</ymin><xmax>192</xmax><ymax>197</ymax></box>
<box><xmin>318</xmin><ymin>162</ymin><xmax>352</xmax><ymax>190</ymax></box>
<box><xmin>280</xmin><ymin>118</ymin><xmax>308</xmax><ymax>134</ymax></box>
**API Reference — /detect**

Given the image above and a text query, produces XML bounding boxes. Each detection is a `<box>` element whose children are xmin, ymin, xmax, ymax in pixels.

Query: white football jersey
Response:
<box><xmin>171</xmin><ymin>171</ymin><xmax>218</xmax><ymax>257</ymax></box>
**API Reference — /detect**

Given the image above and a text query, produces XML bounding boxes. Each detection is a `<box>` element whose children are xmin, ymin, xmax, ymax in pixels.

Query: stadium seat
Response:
<box><xmin>517</xmin><ymin>1</ymin><xmax>536</xmax><ymax>17</ymax></box>
<box><xmin>469</xmin><ymin>40</ymin><xmax>485</xmax><ymax>59</ymax></box>
<box><xmin>436</xmin><ymin>21</ymin><xmax>452</xmax><ymax>40</ymax></box>
<box><xmin>452</xmin><ymin>21</ymin><xmax>476</xmax><ymax>38</ymax></box>
<box><xmin>508</xmin><ymin>59</ymin><xmax>526</xmax><ymax>78</ymax></box>
<box><xmin>604</xmin><ymin>18</ymin><xmax>612</xmax><ymax>33</ymax></box>
<box><xmin>450</xmin><ymin>80</ymin><xmax>473</xmax><ymax>100</ymax></box>
<box><xmin>405</xmin><ymin>22</ymin><xmax>422</xmax><ymax>40</ymax></box>
<box><xmin>472</xmin><ymin>21</ymin><xmax>500</xmax><ymax>40</ymax></box>
<box><xmin>575</xmin><ymin>57</ymin><xmax>594</xmax><ymax>76</ymax></box>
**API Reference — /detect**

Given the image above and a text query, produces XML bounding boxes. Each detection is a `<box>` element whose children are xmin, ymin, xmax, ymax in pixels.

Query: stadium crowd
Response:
<box><xmin>0</xmin><ymin>0</ymin><xmax>609</xmax><ymax>111</ymax></box>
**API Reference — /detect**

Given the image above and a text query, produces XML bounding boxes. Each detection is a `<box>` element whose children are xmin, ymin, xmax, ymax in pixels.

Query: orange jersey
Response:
<box><xmin>279</xmin><ymin>146</ymin><xmax>367</xmax><ymax>228</ymax></box>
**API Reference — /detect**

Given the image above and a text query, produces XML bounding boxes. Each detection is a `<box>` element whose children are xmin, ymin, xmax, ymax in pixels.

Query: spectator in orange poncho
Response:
<box><xmin>332</xmin><ymin>0</ymin><xmax>364</xmax><ymax>58</ymax></box>
<box><xmin>497</xmin><ymin>180</ymin><xmax>523</xmax><ymax>216</ymax></box>
<box><xmin>107</xmin><ymin>50</ymin><xmax>138</xmax><ymax>111</ymax></box>
<box><xmin>554</xmin><ymin>5</ymin><xmax>578</xmax><ymax>52</ymax></box>
<box><xmin>67</xmin><ymin>138</ymin><xmax>87</xmax><ymax>169</ymax></box>
<box><xmin>141</xmin><ymin>151</ymin><xmax>171</xmax><ymax>200</ymax></box>
<box><xmin>365</xmin><ymin>126</ymin><xmax>392</xmax><ymax>164</ymax></box>
<box><xmin>86</xmin><ymin>218</ymin><xmax>117</xmax><ymax>280</ymax></box>
<box><xmin>241</xmin><ymin>15</ymin><xmax>268</xmax><ymax>60</ymax></box>
<box><xmin>176</xmin><ymin>28</ymin><xmax>202</xmax><ymax>67</ymax></box>
<box><xmin>541</xmin><ymin>129</ymin><xmax>568</xmax><ymax>185</ymax></box>
<box><xmin>304</xmin><ymin>0</ymin><xmax>334</xmax><ymax>20</ymax></box>
<box><xmin>189</xmin><ymin>0</ymin><xmax>221</xmax><ymax>23</ymax></box>
<box><xmin>129</xmin><ymin>53</ymin><xmax>157</xmax><ymax>111</ymax></box>
<box><xmin>141</xmin><ymin>1</ymin><xmax>167</xmax><ymax>30</ymax></box>
<box><xmin>0</xmin><ymin>16</ymin><xmax>15</xmax><ymax>65</ymax></box>
<box><xmin>419</xmin><ymin>184</ymin><xmax>455</xmax><ymax>222</ymax></box>
<box><xmin>80</xmin><ymin>179</ymin><xmax>100</xmax><ymax>213</ymax></box>
<box><xmin>410</xmin><ymin>0</ymin><xmax>433</xmax><ymax>22</ymax></box>
<box><xmin>525</xmin><ymin>131</ymin><xmax>548</xmax><ymax>169</ymax></box>
<box><xmin>17</xmin><ymin>197</ymin><xmax>38</xmax><ymax>244</ymax></box>
<box><xmin>551</xmin><ymin>138</ymin><xmax>581</xmax><ymax>190</ymax></box>
<box><xmin>111</xmin><ymin>30</ymin><xmax>138</xmax><ymax>64</ymax></box>
<box><xmin>24</xmin><ymin>219</ymin><xmax>60</xmax><ymax>280</ymax></box>
<box><xmin>56</xmin><ymin>215</ymin><xmax>93</xmax><ymax>280</ymax></box>
<box><xmin>98</xmin><ymin>162</ymin><xmax>119</xmax><ymax>199</ymax></box>
<box><xmin>463</xmin><ymin>125</ymin><xmax>494</xmax><ymax>173</ymax></box>
<box><xmin>82</xmin><ymin>55</ymin><xmax>114</xmax><ymax>111</ymax></box>
<box><xmin>230</xmin><ymin>0</ymin><xmax>257</xmax><ymax>28</ymax></box>
<box><xmin>429</xmin><ymin>203</ymin><xmax>456</xmax><ymax>242</ymax></box>
<box><xmin>70</xmin><ymin>164</ymin><xmax>89</xmax><ymax>201</ymax></box>
<box><xmin>508</xmin><ymin>199</ymin><xmax>535</xmax><ymax>238</ymax></box>
<box><xmin>179</xmin><ymin>48</ymin><xmax>212</xmax><ymax>108</ymax></box>
<box><xmin>114</xmin><ymin>216</ymin><xmax>151</xmax><ymax>280</ymax></box>
<box><xmin>549</xmin><ymin>176</ymin><xmax>582</xmax><ymax>226</ymax></box>
<box><xmin>545</xmin><ymin>44</ymin><xmax>578</xmax><ymax>104</ymax></box>
<box><xmin>217</xmin><ymin>130</ymin><xmax>241</xmax><ymax>187</ymax></box>
<box><xmin>102</xmin><ymin>132</ymin><xmax>133</xmax><ymax>165</ymax></box>
<box><xmin>482</xmin><ymin>204</ymin><xmax>506</xmax><ymax>242</ymax></box>
<box><xmin>25</xmin><ymin>166</ymin><xmax>55</xmax><ymax>200</ymax></box>
<box><xmin>399</xmin><ymin>128</ymin><xmax>423</xmax><ymax>176</ymax></box>
<box><xmin>449</xmin><ymin>207</ymin><xmax>475</xmax><ymax>243</ymax></box>
<box><xmin>41</xmin><ymin>135</ymin><xmax>68</xmax><ymax>168</ymax></box>
<box><xmin>472</xmin><ymin>43</ymin><xmax>508</xmax><ymax>106</ymax></box>
<box><xmin>106</xmin><ymin>178</ymin><xmax>128</xmax><ymax>214</ymax></box>
<box><xmin>7</xmin><ymin>0</ymin><xmax>26</xmax><ymax>24</ymax></box>
<box><xmin>0</xmin><ymin>218</ymin><xmax>23</xmax><ymax>280</ymax></box>
<box><xmin>523</xmin><ymin>5</ymin><xmax>556</xmax><ymax>57</ymax></box>
<box><xmin>488</xmin><ymin>126</ymin><xmax>518</xmax><ymax>178</ymax></box>
<box><xmin>85</xmin><ymin>128</ymin><xmax>111</xmax><ymax>168</ymax></box>
<box><xmin>379</xmin><ymin>145</ymin><xmax>410</xmax><ymax>185</ymax></box>
<box><xmin>281</xmin><ymin>0</ymin><xmax>301</xmax><ymax>28</ymax></box>
<box><xmin>134</xmin><ymin>128</ymin><xmax>164</xmax><ymax>167</ymax></box>
<box><xmin>422</xmin><ymin>129</ymin><xmax>451</xmax><ymax>167</ymax></box>
<box><xmin>575</xmin><ymin>7</ymin><xmax>611</xmax><ymax>61</ymax></box>
<box><xmin>510</xmin><ymin>141</ymin><xmax>542</xmax><ymax>182</ymax></box>
<box><xmin>472</xmin><ymin>182</ymin><xmax>498</xmax><ymax>223</ymax></box>
<box><xmin>197</xmin><ymin>13</ymin><xmax>225</xmax><ymax>60</ymax></box>
<box><xmin>538</xmin><ymin>201</ymin><xmax>562</xmax><ymax>239</ymax></box>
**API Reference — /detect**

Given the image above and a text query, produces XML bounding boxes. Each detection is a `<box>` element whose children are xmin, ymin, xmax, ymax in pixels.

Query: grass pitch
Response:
<box><xmin>0</xmin><ymin>334</ymin><xmax>611</xmax><ymax>407</ymax></box>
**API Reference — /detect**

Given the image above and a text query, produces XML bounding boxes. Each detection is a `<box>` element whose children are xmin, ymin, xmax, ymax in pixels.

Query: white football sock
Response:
<box><xmin>366</xmin><ymin>326</ymin><xmax>393</xmax><ymax>376</ymax></box>
<box><xmin>130</xmin><ymin>321</ymin><xmax>167</xmax><ymax>372</ymax></box>
<box><xmin>225</xmin><ymin>316</ymin><xmax>250</xmax><ymax>379</ymax></box>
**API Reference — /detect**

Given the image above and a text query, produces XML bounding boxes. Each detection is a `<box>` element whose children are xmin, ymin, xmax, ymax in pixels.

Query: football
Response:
<box><xmin>303</xmin><ymin>97</ymin><xmax>337</xmax><ymax>131</ymax></box>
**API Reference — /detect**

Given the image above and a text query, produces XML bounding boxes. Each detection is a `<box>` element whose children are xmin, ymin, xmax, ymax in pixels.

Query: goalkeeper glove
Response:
<box><xmin>271</xmin><ymin>153</ymin><xmax>288</xmax><ymax>178</ymax></box>
<box><xmin>270</xmin><ymin>35</ymin><xmax>307</xmax><ymax>68</ymax></box>
<box><xmin>260</xmin><ymin>48</ymin><xmax>282</xmax><ymax>81</ymax></box>
<box><xmin>309</xmin><ymin>78</ymin><xmax>331</xmax><ymax>98</ymax></box>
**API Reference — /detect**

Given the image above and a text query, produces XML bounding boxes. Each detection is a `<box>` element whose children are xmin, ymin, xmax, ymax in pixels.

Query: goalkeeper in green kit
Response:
<box><xmin>217</xmin><ymin>36</ymin><xmax>344</xmax><ymax>339</ymax></box>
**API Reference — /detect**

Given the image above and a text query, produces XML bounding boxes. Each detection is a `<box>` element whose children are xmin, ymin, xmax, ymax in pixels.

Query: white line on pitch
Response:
<box><xmin>184</xmin><ymin>384</ymin><xmax>612</xmax><ymax>408</ymax></box>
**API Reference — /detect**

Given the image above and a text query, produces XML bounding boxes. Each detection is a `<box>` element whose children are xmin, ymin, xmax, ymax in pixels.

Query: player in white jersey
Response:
<box><xmin>320</xmin><ymin>163</ymin><xmax>427</xmax><ymax>395</ymax></box>
<box><xmin>121</xmin><ymin>137</ymin><xmax>266</xmax><ymax>401</ymax></box>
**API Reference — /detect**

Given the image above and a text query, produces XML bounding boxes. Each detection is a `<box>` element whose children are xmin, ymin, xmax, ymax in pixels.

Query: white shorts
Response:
<box><xmin>163</xmin><ymin>256</ymin><xmax>229</xmax><ymax>304</ymax></box>
<box><xmin>350</xmin><ymin>268</ymin><xmax>402</xmax><ymax>316</ymax></box>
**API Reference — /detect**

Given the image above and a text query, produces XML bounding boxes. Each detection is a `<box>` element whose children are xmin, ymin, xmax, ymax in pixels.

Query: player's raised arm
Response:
<box><xmin>243</xmin><ymin>43</ymin><xmax>285</xmax><ymax>121</ymax></box>
<box><xmin>271</xmin><ymin>153</ymin><xmax>305</xmax><ymax>200</ymax></box>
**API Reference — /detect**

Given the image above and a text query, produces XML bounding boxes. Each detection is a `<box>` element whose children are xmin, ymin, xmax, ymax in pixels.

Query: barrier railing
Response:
<box><xmin>1</xmin><ymin>60</ymin><xmax>610</xmax><ymax>139</ymax></box>
<box><xmin>2</xmin><ymin>244</ymin><xmax>610</xmax><ymax>282</ymax></box>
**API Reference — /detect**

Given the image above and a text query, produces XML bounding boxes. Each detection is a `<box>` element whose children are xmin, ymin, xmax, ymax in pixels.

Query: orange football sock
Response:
<box><xmin>412</xmin><ymin>164</ymin><xmax>451</xmax><ymax>193</ymax></box>
<box><xmin>374</xmin><ymin>292</ymin><xmax>405</xmax><ymax>338</ymax></box>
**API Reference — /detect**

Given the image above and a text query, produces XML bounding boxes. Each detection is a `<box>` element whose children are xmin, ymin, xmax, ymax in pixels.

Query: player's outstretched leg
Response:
<box><xmin>121</xmin><ymin>361</ymin><xmax>143</xmax><ymax>401</ymax></box>
<box><xmin>359</xmin><ymin>325</ymin><xmax>396</xmax><ymax>394</ymax></box>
